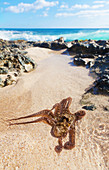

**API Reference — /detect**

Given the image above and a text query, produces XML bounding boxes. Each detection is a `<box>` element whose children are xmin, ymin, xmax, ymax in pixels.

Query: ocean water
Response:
<box><xmin>0</xmin><ymin>28</ymin><xmax>109</xmax><ymax>41</ymax></box>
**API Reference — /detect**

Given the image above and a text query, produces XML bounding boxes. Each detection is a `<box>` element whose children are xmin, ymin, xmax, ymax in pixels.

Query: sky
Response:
<box><xmin>0</xmin><ymin>0</ymin><xmax>109</xmax><ymax>28</ymax></box>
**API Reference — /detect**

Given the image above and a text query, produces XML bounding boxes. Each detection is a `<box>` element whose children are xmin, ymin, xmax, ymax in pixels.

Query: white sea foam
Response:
<box><xmin>0</xmin><ymin>29</ymin><xmax>109</xmax><ymax>41</ymax></box>
<box><xmin>0</xmin><ymin>30</ymin><xmax>58</xmax><ymax>41</ymax></box>
<box><xmin>95</xmin><ymin>30</ymin><xmax>109</xmax><ymax>33</ymax></box>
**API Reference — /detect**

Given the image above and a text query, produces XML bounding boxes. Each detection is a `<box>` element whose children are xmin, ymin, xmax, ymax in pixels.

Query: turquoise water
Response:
<box><xmin>0</xmin><ymin>28</ymin><xmax>109</xmax><ymax>41</ymax></box>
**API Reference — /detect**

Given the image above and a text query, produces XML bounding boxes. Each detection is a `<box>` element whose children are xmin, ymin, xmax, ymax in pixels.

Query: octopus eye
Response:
<box><xmin>62</xmin><ymin>116</ymin><xmax>69</xmax><ymax>122</ymax></box>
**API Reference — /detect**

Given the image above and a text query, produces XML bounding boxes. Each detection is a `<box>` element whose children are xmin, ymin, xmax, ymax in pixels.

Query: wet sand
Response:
<box><xmin>0</xmin><ymin>47</ymin><xmax>109</xmax><ymax>169</ymax></box>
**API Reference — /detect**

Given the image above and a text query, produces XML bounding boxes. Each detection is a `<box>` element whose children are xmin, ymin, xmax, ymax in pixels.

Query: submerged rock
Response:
<box><xmin>82</xmin><ymin>104</ymin><xmax>96</xmax><ymax>111</ymax></box>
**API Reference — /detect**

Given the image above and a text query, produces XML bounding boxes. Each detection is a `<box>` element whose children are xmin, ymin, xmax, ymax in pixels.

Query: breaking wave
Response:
<box><xmin>0</xmin><ymin>29</ymin><xmax>109</xmax><ymax>41</ymax></box>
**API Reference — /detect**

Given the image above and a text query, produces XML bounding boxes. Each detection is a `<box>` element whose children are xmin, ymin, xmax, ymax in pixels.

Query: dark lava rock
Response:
<box><xmin>40</xmin><ymin>42</ymin><xmax>51</xmax><ymax>48</ymax></box>
<box><xmin>82</xmin><ymin>105</ymin><xmax>96</xmax><ymax>111</ymax></box>
<box><xmin>73</xmin><ymin>57</ymin><xmax>86</xmax><ymax>66</ymax></box>
<box><xmin>67</xmin><ymin>41</ymin><xmax>109</xmax><ymax>55</ymax></box>
<box><xmin>96</xmin><ymin>40</ymin><xmax>107</xmax><ymax>46</ymax></box>
<box><xmin>51</xmin><ymin>42</ymin><xmax>66</xmax><ymax>50</ymax></box>
<box><xmin>91</xmin><ymin>54</ymin><xmax>109</xmax><ymax>76</ymax></box>
<box><xmin>68</xmin><ymin>43</ymin><xmax>96</xmax><ymax>54</ymax></box>
<box><xmin>0</xmin><ymin>39</ymin><xmax>37</xmax><ymax>88</ymax></box>
<box><xmin>3</xmin><ymin>75</ymin><xmax>15</xmax><ymax>87</ymax></box>
<box><xmin>32</xmin><ymin>38</ymin><xmax>66</xmax><ymax>50</ymax></box>
<box><xmin>56</xmin><ymin>37</ymin><xmax>64</xmax><ymax>43</ymax></box>
<box><xmin>75</xmin><ymin>54</ymin><xmax>95</xmax><ymax>59</ymax></box>
<box><xmin>94</xmin><ymin>74</ymin><xmax>109</xmax><ymax>94</ymax></box>
<box><xmin>103</xmin><ymin>105</ymin><xmax>109</xmax><ymax>111</ymax></box>
<box><xmin>73</xmin><ymin>54</ymin><xmax>94</xmax><ymax>67</ymax></box>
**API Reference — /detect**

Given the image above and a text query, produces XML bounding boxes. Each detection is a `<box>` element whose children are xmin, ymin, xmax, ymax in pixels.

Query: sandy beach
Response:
<box><xmin>0</xmin><ymin>47</ymin><xmax>109</xmax><ymax>169</ymax></box>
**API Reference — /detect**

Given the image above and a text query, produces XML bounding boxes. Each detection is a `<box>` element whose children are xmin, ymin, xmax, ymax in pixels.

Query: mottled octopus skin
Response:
<box><xmin>7</xmin><ymin>97</ymin><xmax>86</xmax><ymax>153</ymax></box>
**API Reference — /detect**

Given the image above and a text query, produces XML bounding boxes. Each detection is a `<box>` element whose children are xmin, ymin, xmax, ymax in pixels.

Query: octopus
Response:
<box><xmin>7</xmin><ymin>97</ymin><xmax>86</xmax><ymax>153</ymax></box>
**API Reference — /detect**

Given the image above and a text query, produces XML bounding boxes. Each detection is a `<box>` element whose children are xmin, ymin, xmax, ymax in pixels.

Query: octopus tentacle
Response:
<box><xmin>64</xmin><ymin>125</ymin><xmax>75</xmax><ymax>150</ymax></box>
<box><xmin>59</xmin><ymin>97</ymin><xmax>72</xmax><ymax>114</ymax></box>
<box><xmin>74</xmin><ymin>110</ymin><xmax>86</xmax><ymax>121</ymax></box>
<box><xmin>52</xmin><ymin>103</ymin><xmax>62</xmax><ymax>116</ymax></box>
<box><xmin>4</xmin><ymin>97</ymin><xmax>86</xmax><ymax>153</ymax></box>
<box><xmin>9</xmin><ymin>117</ymin><xmax>54</xmax><ymax>126</ymax></box>
<box><xmin>7</xmin><ymin>109</ymin><xmax>53</xmax><ymax>121</ymax></box>
<box><xmin>55</xmin><ymin>137</ymin><xmax>63</xmax><ymax>153</ymax></box>
<box><xmin>66</xmin><ymin>97</ymin><xmax>72</xmax><ymax>109</ymax></box>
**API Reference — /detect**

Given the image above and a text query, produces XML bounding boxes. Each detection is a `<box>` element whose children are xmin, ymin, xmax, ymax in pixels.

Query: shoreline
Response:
<box><xmin>0</xmin><ymin>38</ymin><xmax>109</xmax><ymax>94</ymax></box>
<box><xmin>0</xmin><ymin>39</ymin><xmax>109</xmax><ymax>169</ymax></box>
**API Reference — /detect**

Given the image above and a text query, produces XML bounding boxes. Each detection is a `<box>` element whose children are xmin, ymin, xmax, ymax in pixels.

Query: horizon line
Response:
<box><xmin>0</xmin><ymin>27</ymin><xmax>109</xmax><ymax>29</ymax></box>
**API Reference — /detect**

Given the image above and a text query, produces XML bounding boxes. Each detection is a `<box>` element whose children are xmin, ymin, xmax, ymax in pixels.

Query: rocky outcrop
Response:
<box><xmin>1</xmin><ymin>38</ymin><xmax>109</xmax><ymax>53</ymax></box>
<box><xmin>89</xmin><ymin>54</ymin><xmax>109</xmax><ymax>94</ymax></box>
<box><xmin>93</xmin><ymin>74</ymin><xmax>109</xmax><ymax>94</ymax></box>
<box><xmin>73</xmin><ymin>54</ymin><xmax>95</xmax><ymax>67</ymax></box>
<box><xmin>67</xmin><ymin>40</ymin><xmax>109</xmax><ymax>55</ymax></box>
<box><xmin>56</xmin><ymin>37</ymin><xmax>64</xmax><ymax>43</ymax></box>
<box><xmin>0</xmin><ymin>40</ymin><xmax>37</xmax><ymax>88</ymax></box>
<box><xmin>71</xmin><ymin>45</ymin><xmax>109</xmax><ymax>95</ymax></box>
<box><xmin>90</xmin><ymin>54</ymin><xmax>109</xmax><ymax>76</ymax></box>
<box><xmin>31</xmin><ymin>37</ymin><xmax>66</xmax><ymax>50</ymax></box>
<box><xmin>51</xmin><ymin>42</ymin><xmax>66</xmax><ymax>50</ymax></box>
<box><xmin>0</xmin><ymin>38</ymin><xmax>109</xmax><ymax>93</ymax></box>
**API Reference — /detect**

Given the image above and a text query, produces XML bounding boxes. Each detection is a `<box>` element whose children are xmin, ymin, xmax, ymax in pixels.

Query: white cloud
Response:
<box><xmin>59</xmin><ymin>3</ymin><xmax>105</xmax><ymax>11</ymax></box>
<box><xmin>56</xmin><ymin>13</ymin><xmax>75</xmax><ymax>17</ymax></box>
<box><xmin>93</xmin><ymin>1</ymin><xmax>105</xmax><ymax>3</ymax></box>
<box><xmin>59</xmin><ymin>4</ymin><xmax>90</xmax><ymax>10</ymax></box>
<box><xmin>92</xmin><ymin>4</ymin><xmax>104</xmax><ymax>8</ymax></box>
<box><xmin>60</xmin><ymin>4</ymin><xmax>68</xmax><ymax>9</ymax></box>
<box><xmin>4</xmin><ymin>2</ymin><xmax>10</xmax><ymax>5</ymax></box>
<box><xmin>5</xmin><ymin>0</ymin><xmax>58</xmax><ymax>13</ymax></box>
<box><xmin>56</xmin><ymin>9</ymin><xmax>109</xmax><ymax>17</ymax></box>
<box><xmin>6</xmin><ymin>3</ymin><xmax>34</xmax><ymax>13</ymax></box>
<box><xmin>94</xmin><ymin>1</ymin><xmax>109</xmax><ymax>4</ymax></box>
<box><xmin>71</xmin><ymin>4</ymin><xmax>104</xmax><ymax>9</ymax></box>
<box><xmin>79</xmin><ymin>9</ymin><xmax>109</xmax><ymax>17</ymax></box>
<box><xmin>72</xmin><ymin>4</ymin><xmax>90</xmax><ymax>9</ymax></box>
